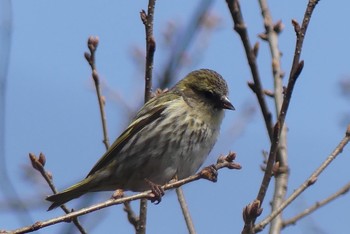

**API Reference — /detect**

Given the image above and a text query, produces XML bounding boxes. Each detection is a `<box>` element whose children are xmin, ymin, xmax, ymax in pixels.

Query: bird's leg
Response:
<box><xmin>144</xmin><ymin>179</ymin><xmax>164</xmax><ymax>204</ymax></box>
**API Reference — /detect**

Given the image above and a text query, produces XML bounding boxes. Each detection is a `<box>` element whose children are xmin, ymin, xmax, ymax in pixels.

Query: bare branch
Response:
<box><xmin>255</xmin><ymin>125</ymin><xmax>350</xmax><ymax>232</ymax></box>
<box><xmin>9</xmin><ymin>153</ymin><xmax>241</xmax><ymax>234</ymax></box>
<box><xmin>123</xmin><ymin>201</ymin><xmax>139</xmax><ymax>231</ymax></box>
<box><xmin>282</xmin><ymin>181</ymin><xmax>350</xmax><ymax>228</ymax></box>
<box><xmin>86</xmin><ymin>36</ymin><xmax>140</xmax><ymax>229</ymax></box>
<box><xmin>176</xmin><ymin>184</ymin><xmax>196</xmax><ymax>234</ymax></box>
<box><xmin>254</xmin><ymin>0</ymin><xmax>319</xmax><ymax>220</ymax></box>
<box><xmin>257</xmin><ymin>0</ymin><xmax>288</xmax><ymax>232</ymax></box>
<box><xmin>139</xmin><ymin>1</ymin><xmax>157</xmax><ymax>233</ymax></box>
<box><xmin>28</xmin><ymin>153</ymin><xmax>87</xmax><ymax>234</ymax></box>
<box><xmin>84</xmin><ymin>36</ymin><xmax>110</xmax><ymax>149</ymax></box>
<box><xmin>141</xmin><ymin>0</ymin><xmax>157</xmax><ymax>103</ymax></box>
<box><xmin>225</xmin><ymin>0</ymin><xmax>274</xmax><ymax>140</ymax></box>
<box><xmin>226</xmin><ymin>1</ymin><xmax>320</xmax><ymax>231</ymax></box>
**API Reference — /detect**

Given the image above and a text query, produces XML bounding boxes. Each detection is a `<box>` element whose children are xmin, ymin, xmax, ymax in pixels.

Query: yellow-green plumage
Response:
<box><xmin>46</xmin><ymin>69</ymin><xmax>234</xmax><ymax>210</ymax></box>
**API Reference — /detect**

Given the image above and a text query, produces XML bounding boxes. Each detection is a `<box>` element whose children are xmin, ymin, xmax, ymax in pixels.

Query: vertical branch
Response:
<box><xmin>227</xmin><ymin>0</ymin><xmax>320</xmax><ymax>232</ymax></box>
<box><xmin>257</xmin><ymin>0</ymin><xmax>289</xmax><ymax>233</ymax></box>
<box><xmin>84</xmin><ymin>36</ymin><xmax>110</xmax><ymax>149</ymax></box>
<box><xmin>252</xmin><ymin>0</ymin><xmax>319</xmax><ymax>231</ymax></box>
<box><xmin>226</xmin><ymin>0</ymin><xmax>274</xmax><ymax>139</ymax></box>
<box><xmin>141</xmin><ymin>0</ymin><xmax>156</xmax><ymax>102</ymax></box>
<box><xmin>85</xmin><ymin>36</ymin><xmax>139</xmax><ymax>230</ymax></box>
<box><xmin>176</xmin><ymin>186</ymin><xmax>196</xmax><ymax>234</ymax></box>
<box><xmin>139</xmin><ymin>1</ymin><xmax>157</xmax><ymax>233</ymax></box>
<box><xmin>257</xmin><ymin>0</ymin><xmax>320</xmax><ymax>205</ymax></box>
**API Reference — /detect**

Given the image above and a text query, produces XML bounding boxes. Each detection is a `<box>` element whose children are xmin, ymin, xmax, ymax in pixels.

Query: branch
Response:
<box><xmin>84</xmin><ymin>36</ymin><xmax>110</xmax><ymax>149</ymax></box>
<box><xmin>139</xmin><ymin>1</ymin><xmax>157</xmax><ymax>233</ymax></box>
<box><xmin>176</xmin><ymin>182</ymin><xmax>196</xmax><ymax>234</ymax></box>
<box><xmin>226</xmin><ymin>0</ymin><xmax>274</xmax><ymax>139</ymax></box>
<box><xmin>141</xmin><ymin>0</ymin><xmax>156</xmax><ymax>103</ymax></box>
<box><xmin>257</xmin><ymin>0</ymin><xmax>288</xmax><ymax>232</ymax></box>
<box><xmin>8</xmin><ymin>153</ymin><xmax>241</xmax><ymax>234</ymax></box>
<box><xmin>28</xmin><ymin>153</ymin><xmax>87</xmax><ymax>234</ymax></box>
<box><xmin>254</xmin><ymin>125</ymin><xmax>350</xmax><ymax>232</ymax></box>
<box><xmin>84</xmin><ymin>36</ymin><xmax>139</xmax><ymax>229</ymax></box>
<box><xmin>228</xmin><ymin>0</ymin><xmax>320</xmax><ymax>231</ymax></box>
<box><xmin>255</xmin><ymin>0</ymin><xmax>319</xmax><ymax>210</ymax></box>
<box><xmin>283</xmin><ymin>181</ymin><xmax>350</xmax><ymax>228</ymax></box>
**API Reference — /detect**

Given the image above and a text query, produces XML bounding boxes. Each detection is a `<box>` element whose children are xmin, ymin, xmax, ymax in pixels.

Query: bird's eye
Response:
<box><xmin>203</xmin><ymin>91</ymin><xmax>214</xmax><ymax>99</ymax></box>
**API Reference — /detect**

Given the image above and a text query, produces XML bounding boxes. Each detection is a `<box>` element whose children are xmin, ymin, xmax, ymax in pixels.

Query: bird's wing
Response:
<box><xmin>86</xmin><ymin>93</ymin><xmax>179</xmax><ymax>177</ymax></box>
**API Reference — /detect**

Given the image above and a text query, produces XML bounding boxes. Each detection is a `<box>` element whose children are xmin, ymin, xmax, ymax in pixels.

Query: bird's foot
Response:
<box><xmin>145</xmin><ymin>179</ymin><xmax>164</xmax><ymax>204</ymax></box>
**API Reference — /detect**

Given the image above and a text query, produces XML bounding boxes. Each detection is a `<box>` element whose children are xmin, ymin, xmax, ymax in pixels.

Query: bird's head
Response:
<box><xmin>176</xmin><ymin>69</ymin><xmax>235</xmax><ymax>111</ymax></box>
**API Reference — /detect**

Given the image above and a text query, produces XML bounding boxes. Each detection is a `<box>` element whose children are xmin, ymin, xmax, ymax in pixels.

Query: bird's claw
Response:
<box><xmin>145</xmin><ymin>179</ymin><xmax>164</xmax><ymax>204</ymax></box>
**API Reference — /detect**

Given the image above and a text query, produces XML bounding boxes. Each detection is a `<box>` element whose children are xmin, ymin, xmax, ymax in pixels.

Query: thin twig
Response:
<box><xmin>255</xmin><ymin>125</ymin><xmax>350</xmax><ymax>232</ymax></box>
<box><xmin>9</xmin><ymin>153</ymin><xmax>241</xmax><ymax>234</ymax></box>
<box><xmin>136</xmin><ymin>0</ymin><xmax>156</xmax><ymax>234</ymax></box>
<box><xmin>141</xmin><ymin>0</ymin><xmax>156</xmax><ymax>102</ymax></box>
<box><xmin>139</xmin><ymin>1</ymin><xmax>157</xmax><ymax>233</ymax></box>
<box><xmin>28</xmin><ymin>153</ymin><xmax>87</xmax><ymax>234</ymax></box>
<box><xmin>136</xmin><ymin>199</ymin><xmax>148</xmax><ymax>234</ymax></box>
<box><xmin>157</xmin><ymin>4</ymin><xmax>215</xmax><ymax>233</ymax></box>
<box><xmin>255</xmin><ymin>0</ymin><xmax>319</xmax><ymax>212</ymax></box>
<box><xmin>84</xmin><ymin>36</ymin><xmax>110</xmax><ymax>149</ymax></box>
<box><xmin>226</xmin><ymin>0</ymin><xmax>274</xmax><ymax>139</ymax></box>
<box><xmin>123</xmin><ymin>201</ymin><xmax>139</xmax><ymax>231</ymax></box>
<box><xmin>257</xmin><ymin>0</ymin><xmax>288</xmax><ymax>232</ymax></box>
<box><xmin>225</xmin><ymin>1</ymin><xmax>280</xmax><ymax>232</ymax></box>
<box><xmin>85</xmin><ymin>36</ymin><xmax>139</xmax><ymax>229</ymax></box>
<box><xmin>227</xmin><ymin>0</ymin><xmax>320</xmax><ymax>232</ymax></box>
<box><xmin>282</xmin><ymin>181</ymin><xmax>350</xmax><ymax>228</ymax></box>
<box><xmin>176</xmin><ymin>186</ymin><xmax>196</xmax><ymax>234</ymax></box>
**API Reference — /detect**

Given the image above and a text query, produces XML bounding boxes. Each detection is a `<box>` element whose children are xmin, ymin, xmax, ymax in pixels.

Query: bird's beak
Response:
<box><xmin>221</xmin><ymin>96</ymin><xmax>235</xmax><ymax>110</ymax></box>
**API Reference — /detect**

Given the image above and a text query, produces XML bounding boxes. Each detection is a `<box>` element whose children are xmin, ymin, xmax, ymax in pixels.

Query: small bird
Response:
<box><xmin>46</xmin><ymin>69</ymin><xmax>234</xmax><ymax>210</ymax></box>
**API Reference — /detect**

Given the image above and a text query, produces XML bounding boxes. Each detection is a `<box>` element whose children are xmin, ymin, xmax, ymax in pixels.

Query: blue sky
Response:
<box><xmin>1</xmin><ymin>1</ymin><xmax>350</xmax><ymax>234</ymax></box>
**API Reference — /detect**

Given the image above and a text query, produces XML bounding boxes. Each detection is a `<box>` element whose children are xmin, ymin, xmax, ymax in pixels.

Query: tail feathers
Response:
<box><xmin>46</xmin><ymin>178</ymin><xmax>92</xmax><ymax>211</ymax></box>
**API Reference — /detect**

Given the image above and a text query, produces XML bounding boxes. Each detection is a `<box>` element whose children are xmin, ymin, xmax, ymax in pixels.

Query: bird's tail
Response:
<box><xmin>46</xmin><ymin>177</ymin><xmax>93</xmax><ymax>211</ymax></box>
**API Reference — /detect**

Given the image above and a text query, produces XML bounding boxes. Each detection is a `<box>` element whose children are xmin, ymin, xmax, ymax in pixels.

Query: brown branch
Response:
<box><xmin>141</xmin><ymin>0</ymin><xmax>156</xmax><ymax>103</ymax></box>
<box><xmin>123</xmin><ymin>201</ymin><xmax>139</xmax><ymax>231</ymax></box>
<box><xmin>8</xmin><ymin>153</ymin><xmax>241</xmax><ymax>234</ymax></box>
<box><xmin>257</xmin><ymin>0</ymin><xmax>288</xmax><ymax>233</ymax></box>
<box><xmin>28</xmin><ymin>153</ymin><xmax>87</xmax><ymax>234</ymax></box>
<box><xmin>176</xmin><ymin>183</ymin><xmax>196</xmax><ymax>234</ymax></box>
<box><xmin>255</xmin><ymin>0</ymin><xmax>319</xmax><ymax>211</ymax></box>
<box><xmin>139</xmin><ymin>1</ymin><xmax>157</xmax><ymax>233</ymax></box>
<box><xmin>255</xmin><ymin>125</ymin><xmax>350</xmax><ymax>232</ymax></box>
<box><xmin>226</xmin><ymin>1</ymin><xmax>286</xmax><ymax>231</ymax></box>
<box><xmin>282</xmin><ymin>181</ymin><xmax>350</xmax><ymax>228</ymax></box>
<box><xmin>84</xmin><ymin>36</ymin><xmax>110</xmax><ymax>149</ymax></box>
<box><xmin>226</xmin><ymin>0</ymin><xmax>320</xmax><ymax>232</ymax></box>
<box><xmin>226</xmin><ymin>0</ymin><xmax>274</xmax><ymax>140</ymax></box>
<box><xmin>154</xmin><ymin>6</ymin><xmax>216</xmax><ymax>232</ymax></box>
<box><xmin>136</xmin><ymin>199</ymin><xmax>148</xmax><ymax>234</ymax></box>
<box><xmin>85</xmin><ymin>36</ymin><xmax>140</xmax><ymax>229</ymax></box>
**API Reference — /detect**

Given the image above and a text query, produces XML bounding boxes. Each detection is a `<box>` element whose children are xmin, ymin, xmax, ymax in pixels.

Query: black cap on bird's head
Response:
<box><xmin>177</xmin><ymin>69</ymin><xmax>235</xmax><ymax>111</ymax></box>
